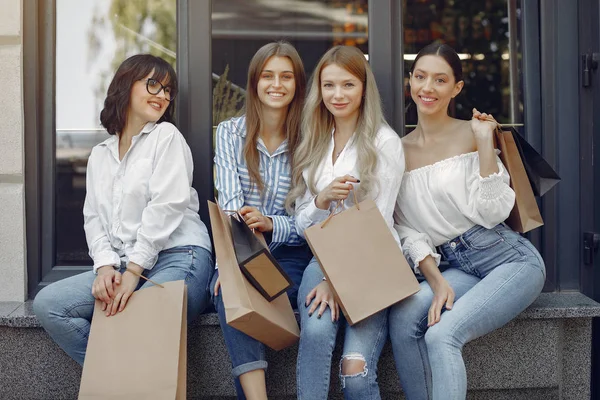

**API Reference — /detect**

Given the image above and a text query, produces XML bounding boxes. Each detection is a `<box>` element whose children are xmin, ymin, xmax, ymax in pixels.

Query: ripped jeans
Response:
<box><xmin>340</xmin><ymin>309</ymin><xmax>389</xmax><ymax>400</ymax></box>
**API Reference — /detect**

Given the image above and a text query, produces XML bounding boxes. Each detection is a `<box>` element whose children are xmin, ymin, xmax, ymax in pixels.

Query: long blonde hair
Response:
<box><xmin>286</xmin><ymin>45</ymin><xmax>386</xmax><ymax>212</ymax></box>
<box><xmin>243</xmin><ymin>41</ymin><xmax>306</xmax><ymax>193</ymax></box>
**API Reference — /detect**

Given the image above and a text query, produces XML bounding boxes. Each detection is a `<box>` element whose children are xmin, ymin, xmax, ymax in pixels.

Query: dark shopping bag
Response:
<box><xmin>510</xmin><ymin>128</ymin><xmax>561</xmax><ymax>196</ymax></box>
<box><xmin>228</xmin><ymin>211</ymin><xmax>293</xmax><ymax>301</ymax></box>
<box><xmin>495</xmin><ymin>127</ymin><xmax>544</xmax><ymax>233</ymax></box>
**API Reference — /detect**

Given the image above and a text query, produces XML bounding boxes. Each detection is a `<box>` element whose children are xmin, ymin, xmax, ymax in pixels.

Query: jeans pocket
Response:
<box><xmin>161</xmin><ymin>246</ymin><xmax>193</xmax><ymax>254</ymax></box>
<box><xmin>464</xmin><ymin>229</ymin><xmax>505</xmax><ymax>250</ymax></box>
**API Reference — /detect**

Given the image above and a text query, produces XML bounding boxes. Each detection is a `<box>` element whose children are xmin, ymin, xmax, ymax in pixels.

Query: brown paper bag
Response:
<box><xmin>79</xmin><ymin>280</ymin><xmax>187</xmax><ymax>400</ymax></box>
<box><xmin>304</xmin><ymin>199</ymin><xmax>420</xmax><ymax>325</ymax></box>
<box><xmin>495</xmin><ymin>127</ymin><xmax>544</xmax><ymax>233</ymax></box>
<box><xmin>208</xmin><ymin>201</ymin><xmax>300</xmax><ymax>351</ymax></box>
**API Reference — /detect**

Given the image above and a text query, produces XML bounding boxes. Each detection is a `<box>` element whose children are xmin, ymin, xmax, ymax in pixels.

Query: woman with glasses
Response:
<box><xmin>33</xmin><ymin>54</ymin><xmax>214</xmax><ymax>365</ymax></box>
<box><xmin>210</xmin><ymin>41</ymin><xmax>312</xmax><ymax>400</ymax></box>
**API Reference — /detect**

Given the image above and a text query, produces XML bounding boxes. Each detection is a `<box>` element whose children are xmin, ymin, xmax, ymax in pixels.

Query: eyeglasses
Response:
<box><xmin>145</xmin><ymin>78</ymin><xmax>175</xmax><ymax>101</ymax></box>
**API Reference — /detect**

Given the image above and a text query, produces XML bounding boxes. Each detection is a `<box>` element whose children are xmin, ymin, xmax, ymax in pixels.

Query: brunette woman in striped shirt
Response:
<box><xmin>210</xmin><ymin>41</ymin><xmax>312</xmax><ymax>400</ymax></box>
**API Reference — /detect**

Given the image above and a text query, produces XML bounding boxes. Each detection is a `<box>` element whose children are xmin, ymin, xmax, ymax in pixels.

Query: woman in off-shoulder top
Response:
<box><xmin>389</xmin><ymin>42</ymin><xmax>546</xmax><ymax>400</ymax></box>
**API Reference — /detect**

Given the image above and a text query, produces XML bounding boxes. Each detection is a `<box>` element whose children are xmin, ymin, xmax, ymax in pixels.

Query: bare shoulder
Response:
<box><xmin>453</xmin><ymin>118</ymin><xmax>477</xmax><ymax>150</ymax></box>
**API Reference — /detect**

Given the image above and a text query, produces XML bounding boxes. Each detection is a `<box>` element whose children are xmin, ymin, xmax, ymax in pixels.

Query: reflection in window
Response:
<box><xmin>403</xmin><ymin>0</ymin><xmax>523</xmax><ymax>128</ymax></box>
<box><xmin>211</xmin><ymin>0</ymin><xmax>369</xmax><ymax>126</ymax></box>
<box><xmin>55</xmin><ymin>0</ymin><xmax>176</xmax><ymax>265</ymax></box>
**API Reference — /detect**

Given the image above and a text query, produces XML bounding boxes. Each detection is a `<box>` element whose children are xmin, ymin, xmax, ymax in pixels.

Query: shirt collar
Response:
<box><xmin>256</xmin><ymin>137</ymin><xmax>289</xmax><ymax>158</ymax></box>
<box><xmin>98</xmin><ymin>122</ymin><xmax>158</xmax><ymax>160</ymax></box>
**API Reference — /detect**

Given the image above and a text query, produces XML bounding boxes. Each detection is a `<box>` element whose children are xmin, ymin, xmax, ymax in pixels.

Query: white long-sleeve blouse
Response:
<box><xmin>83</xmin><ymin>121</ymin><xmax>212</xmax><ymax>273</ymax></box>
<box><xmin>394</xmin><ymin>150</ymin><xmax>515</xmax><ymax>272</ymax></box>
<box><xmin>295</xmin><ymin>124</ymin><xmax>405</xmax><ymax>245</ymax></box>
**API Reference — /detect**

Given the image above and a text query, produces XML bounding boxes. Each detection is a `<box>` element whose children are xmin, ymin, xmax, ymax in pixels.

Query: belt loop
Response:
<box><xmin>459</xmin><ymin>235</ymin><xmax>470</xmax><ymax>249</ymax></box>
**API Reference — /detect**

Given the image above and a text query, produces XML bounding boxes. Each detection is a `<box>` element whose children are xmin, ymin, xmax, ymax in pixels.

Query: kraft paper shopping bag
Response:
<box><xmin>209</xmin><ymin>201</ymin><xmax>300</xmax><ymax>351</ymax></box>
<box><xmin>304</xmin><ymin>199</ymin><xmax>420</xmax><ymax>325</ymax></box>
<box><xmin>79</xmin><ymin>280</ymin><xmax>187</xmax><ymax>400</ymax></box>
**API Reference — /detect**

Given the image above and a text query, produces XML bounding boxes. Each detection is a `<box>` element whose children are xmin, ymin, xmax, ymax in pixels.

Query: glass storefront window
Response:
<box><xmin>403</xmin><ymin>0</ymin><xmax>523</xmax><ymax>129</ymax></box>
<box><xmin>211</xmin><ymin>0</ymin><xmax>369</xmax><ymax>126</ymax></box>
<box><xmin>55</xmin><ymin>0</ymin><xmax>176</xmax><ymax>266</ymax></box>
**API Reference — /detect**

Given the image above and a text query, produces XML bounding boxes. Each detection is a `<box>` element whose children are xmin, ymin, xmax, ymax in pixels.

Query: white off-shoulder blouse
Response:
<box><xmin>393</xmin><ymin>150</ymin><xmax>515</xmax><ymax>272</ymax></box>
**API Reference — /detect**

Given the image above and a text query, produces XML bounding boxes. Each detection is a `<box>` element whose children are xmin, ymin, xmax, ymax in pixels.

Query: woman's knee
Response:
<box><xmin>424</xmin><ymin>322</ymin><xmax>460</xmax><ymax>351</ymax></box>
<box><xmin>300</xmin><ymin>313</ymin><xmax>338</xmax><ymax>348</ymax></box>
<box><xmin>32</xmin><ymin>285</ymin><xmax>55</xmax><ymax>321</ymax></box>
<box><xmin>340</xmin><ymin>353</ymin><xmax>371</xmax><ymax>392</ymax></box>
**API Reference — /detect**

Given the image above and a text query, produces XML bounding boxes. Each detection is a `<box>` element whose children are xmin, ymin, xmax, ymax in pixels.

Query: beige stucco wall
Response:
<box><xmin>0</xmin><ymin>0</ymin><xmax>26</xmax><ymax>301</ymax></box>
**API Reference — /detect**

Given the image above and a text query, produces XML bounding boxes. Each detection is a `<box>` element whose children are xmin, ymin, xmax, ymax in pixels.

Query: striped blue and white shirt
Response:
<box><xmin>214</xmin><ymin>115</ymin><xmax>304</xmax><ymax>251</ymax></box>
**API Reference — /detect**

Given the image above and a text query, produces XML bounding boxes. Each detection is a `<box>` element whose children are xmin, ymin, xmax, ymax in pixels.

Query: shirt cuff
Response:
<box><xmin>479</xmin><ymin>172</ymin><xmax>509</xmax><ymax>200</ymax></box>
<box><xmin>92</xmin><ymin>251</ymin><xmax>122</xmax><ymax>274</ymax></box>
<box><xmin>406</xmin><ymin>241</ymin><xmax>441</xmax><ymax>275</ymax></box>
<box><xmin>269</xmin><ymin>215</ymin><xmax>291</xmax><ymax>244</ymax></box>
<box><xmin>305</xmin><ymin>196</ymin><xmax>332</xmax><ymax>225</ymax></box>
<box><xmin>128</xmin><ymin>241</ymin><xmax>160</xmax><ymax>270</ymax></box>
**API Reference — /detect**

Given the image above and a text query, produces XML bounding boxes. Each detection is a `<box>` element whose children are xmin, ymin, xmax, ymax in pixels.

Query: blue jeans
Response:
<box><xmin>33</xmin><ymin>246</ymin><xmax>214</xmax><ymax>366</ymax></box>
<box><xmin>389</xmin><ymin>224</ymin><xmax>546</xmax><ymax>400</ymax></box>
<box><xmin>211</xmin><ymin>244</ymin><xmax>312</xmax><ymax>399</ymax></box>
<box><xmin>296</xmin><ymin>257</ymin><xmax>341</xmax><ymax>400</ymax></box>
<box><xmin>340</xmin><ymin>309</ymin><xmax>389</xmax><ymax>400</ymax></box>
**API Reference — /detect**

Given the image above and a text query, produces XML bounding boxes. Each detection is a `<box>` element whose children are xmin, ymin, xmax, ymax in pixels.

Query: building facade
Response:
<box><xmin>1</xmin><ymin>0</ymin><xmax>600</xmax><ymax>396</ymax></box>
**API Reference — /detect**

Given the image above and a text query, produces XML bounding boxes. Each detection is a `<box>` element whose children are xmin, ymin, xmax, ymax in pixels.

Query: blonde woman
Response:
<box><xmin>286</xmin><ymin>45</ymin><xmax>405</xmax><ymax>400</ymax></box>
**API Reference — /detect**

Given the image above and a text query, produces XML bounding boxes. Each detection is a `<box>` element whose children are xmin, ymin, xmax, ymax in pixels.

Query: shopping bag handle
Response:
<box><xmin>224</xmin><ymin>209</ymin><xmax>257</xmax><ymax>233</ymax></box>
<box><xmin>320</xmin><ymin>187</ymin><xmax>360</xmax><ymax>229</ymax></box>
<box><xmin>126</xmin><ymin>268</ymin><xmax>165</xmax><ymax>288</ymax></box>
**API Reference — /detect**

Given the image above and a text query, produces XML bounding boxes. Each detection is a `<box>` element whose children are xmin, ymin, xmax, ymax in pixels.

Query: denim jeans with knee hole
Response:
<box><xmin>340</xmin><ymin>309</ymin><xmax>389</xmax><ymax>400</ymax></box>
<box><xmin>211</xmin><ymin>244</ymin><xmax>313</xmax><ymax>400</ymax></box>
<box><xmin>33</xmin><ymin>246</ymin><xmax>214</xmax><ymax>366</ymax></box>
<box><xmin>296</xmin><ymin>257</ymin><xmax>342</xmax><ymax>400</ymax></box>
<box><xmin>389</xmin><ymin>223</ymin><xmax>545</xmax><ymax>400</ymax></box>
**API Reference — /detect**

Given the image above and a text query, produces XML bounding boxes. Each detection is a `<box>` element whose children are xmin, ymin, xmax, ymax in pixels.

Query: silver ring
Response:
<box><xmin>323</xmin><ymin>300</ymin><xmax>329</xmax><ymax>306</ymax></box>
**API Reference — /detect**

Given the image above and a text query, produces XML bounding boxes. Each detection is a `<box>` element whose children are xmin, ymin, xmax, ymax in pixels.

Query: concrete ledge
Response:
<box><xmin>1</xmin><ymin>293</ymin><xmax>599</xmax><ymax>399</ymax></box>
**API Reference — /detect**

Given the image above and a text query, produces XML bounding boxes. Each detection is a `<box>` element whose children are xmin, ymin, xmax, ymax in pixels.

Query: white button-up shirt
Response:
<box><xmin>83</xmin><ymin>121</ymin><xmax>211</xmax><ymax>273</ymax></box>
<box><xmin>295</xmin><ymin>124</ymin><xmax>405</xmax><ymax>246</ymax></box>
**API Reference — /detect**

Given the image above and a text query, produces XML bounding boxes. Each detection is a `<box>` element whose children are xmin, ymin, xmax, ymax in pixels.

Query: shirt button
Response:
<box><xmin>450</xmin><ymin>242</ymin><xmax>457</xmax><ymax>249</ymax></box>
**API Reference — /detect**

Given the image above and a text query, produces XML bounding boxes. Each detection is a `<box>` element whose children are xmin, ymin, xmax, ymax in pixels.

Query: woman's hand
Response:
<box><xmin>91</xmin><ymin>266</ymin><xmax>121</xmax><ymax>312</ymax></box>
<box><xmin>305</xmin><ymin>281</ymin><xmax>340</xmax><ymax>322</ymax></box>
<box><xmin>107</xmin><ymin>263</ymin><xmax>142</xmax><ymax>316</ymax></box>
<box><xmin>470</xmin><ymin>108</ymin><xmax>497</xmax><ymax>142</ymax></box>
<box><xmin>427</xmin><ymin>277</ymin><xmax>455</xmax><ymax>327</ymax></box>
<box><xmin>315</xmin><ymin>175</ymin><xmax>359</xmax><ymax>210</ymax></box>
<box><xmin>239</xmin><ymin>206</ymin><xmax>273</xmax><ymax>232</ymax></box>
<box><xmin>213</xmin><ymin>275</ymin><xmax>221</xmax><ymax>297</ymax></box>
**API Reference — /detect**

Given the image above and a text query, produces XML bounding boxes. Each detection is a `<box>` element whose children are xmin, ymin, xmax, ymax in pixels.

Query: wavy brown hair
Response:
<box><xmin>243</xmin><ymin>41</ymin><xmax>306</xmax><ymax>193</ymax></box>
<box><xmin>100</xmin><ymin>54</ymin><xmax>178</xmax><ymax>135</ymax></box>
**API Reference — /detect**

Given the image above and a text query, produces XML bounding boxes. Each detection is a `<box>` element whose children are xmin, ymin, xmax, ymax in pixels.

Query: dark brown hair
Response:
<box><xmin>100</xmin><ymin>54</ymin><xmax>178</xmax><ymax>135</ymax></box>
<box><xmin>410</xmin><ymin>42</ymin><xmax>463</xmax><ymax>82</ymax></box>
<box><xmin>243</xmin><ymin>41</ymin><xmax>306</xmax><ymax>193</ymax></box>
